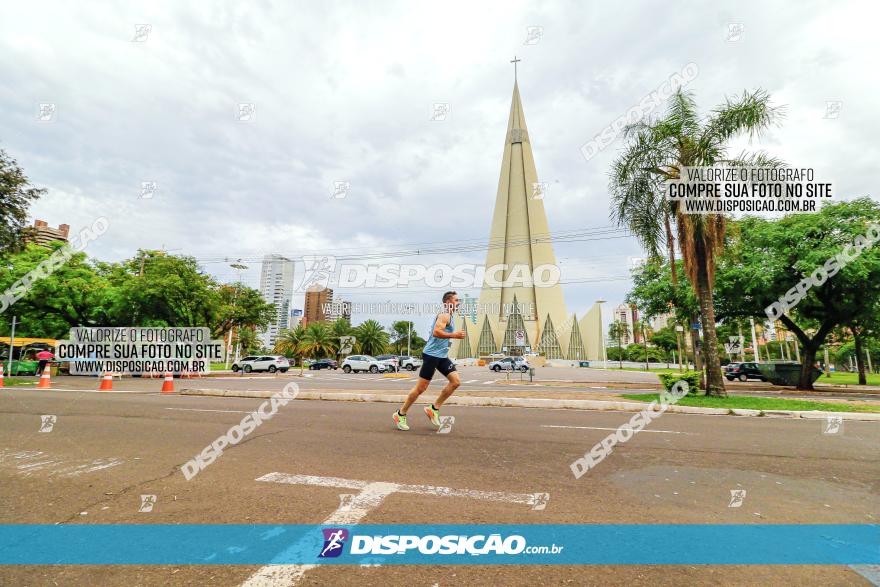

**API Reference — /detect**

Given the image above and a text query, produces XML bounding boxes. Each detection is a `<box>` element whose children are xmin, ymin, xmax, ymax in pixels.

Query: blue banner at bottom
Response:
<box><xmin>0</xmin><ymin>525</ymin><xmax>876</xmax><ymax>565</ymax></box>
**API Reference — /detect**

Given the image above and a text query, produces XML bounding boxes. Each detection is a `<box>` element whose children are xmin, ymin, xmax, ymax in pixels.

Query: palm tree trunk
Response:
<box><xmin>664</xmin><ymin>213</ymin><xmax>685</xmax><ymax>372</ymax></box>
<box><xmin>693</xmin><ymin>240</ymin><xmax>726</xmax><ymax>397</ymax></box>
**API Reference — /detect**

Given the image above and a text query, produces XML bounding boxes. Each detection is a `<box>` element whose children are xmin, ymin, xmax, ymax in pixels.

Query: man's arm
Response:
<box><xmin>433</xmin><ymin>313</ymin><xmax>465</xmax><ymax>339</ymax></box>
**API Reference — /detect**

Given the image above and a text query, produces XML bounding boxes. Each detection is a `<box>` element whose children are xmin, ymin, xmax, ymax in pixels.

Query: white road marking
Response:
<box><xmin>242</xmin><ymin>472</ymin><xmax>548</xmax><ymax>586</ymax></box>
<box><xmin>0</xmin><ymin>450</ymin><xmax>124</xmax><ymax>477</ymax></box>
<box><xmin>240</xmin><ymin>481</ymin><xmax>399</xmax><ymax>586</ymax></box>
<box><xmin>165</xmin><ymin>408</ymin><xmax>250</xmax><ymax>413</ymax></box>
<box><xmin>464</xmin><ymin>379</ymin><xmax>479</xmax><ymax>384</ymax></box>
<box><xmin>482</xmin><ymin>380</ymin><xmax>495</xmax><ymax>385</ymax></box>
<box><xmin>541</xmin><ymin>424</ymin><xmax>691</xmax><ymax>435</ymax></box>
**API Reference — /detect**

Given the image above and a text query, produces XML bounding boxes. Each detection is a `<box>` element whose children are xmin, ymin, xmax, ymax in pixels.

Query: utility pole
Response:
<box><xmin>407</xmin><ymin>321</ymin><xmax>411</xmax><ymax>357</ymax></box>
<box><xmin>750</xmin><ymin>317</ymin><xmax>759</xmax><ymax>362</ymax></box>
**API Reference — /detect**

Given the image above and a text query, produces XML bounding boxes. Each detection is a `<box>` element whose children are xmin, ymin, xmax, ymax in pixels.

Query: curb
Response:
<box><xmin>179</xmin><ymin>389</ymin><xmax>880</xmax><ymax>421</ymax></box>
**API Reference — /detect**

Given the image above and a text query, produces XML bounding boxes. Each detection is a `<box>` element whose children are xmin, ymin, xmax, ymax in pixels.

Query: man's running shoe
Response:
<box><xmin>393</xmin><ymin>411</ymin><xmax>409</xmax><ymax>431</ymax></box>
<box><xmin>424</xmin><ymin>405</ymin><xmax>441</xmax><ymax>428</ymax></box>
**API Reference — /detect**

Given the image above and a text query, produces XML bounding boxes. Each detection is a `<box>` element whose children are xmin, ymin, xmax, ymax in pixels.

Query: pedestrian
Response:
<box><xmin>393</xmin><ymin>291</ymin><xmax>465</xmax><ymax>431</ymax></box>
<box><xmin>36</xmin><ymin>348</ymin><xmax>55</xmax><ymax>377</ymax></box>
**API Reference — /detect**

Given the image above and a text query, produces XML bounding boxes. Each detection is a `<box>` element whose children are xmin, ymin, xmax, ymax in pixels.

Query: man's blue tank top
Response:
<box><xmin>422</xmin><ymin>313</ymin><xmax>455</xmax><ymax>358</ymax></box>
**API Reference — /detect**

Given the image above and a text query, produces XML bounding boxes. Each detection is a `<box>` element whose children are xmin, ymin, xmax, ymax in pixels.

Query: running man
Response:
<box><xmin>393</xmin><ymin>291</ymin><xmax>465</xmax><ymax>431</ymax></box>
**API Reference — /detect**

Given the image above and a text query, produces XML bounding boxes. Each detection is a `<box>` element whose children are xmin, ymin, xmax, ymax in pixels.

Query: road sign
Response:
<box><xmin>515</xmin><ymin>330</ymin><xmax>526</xmax><ymax>347</ymax></box>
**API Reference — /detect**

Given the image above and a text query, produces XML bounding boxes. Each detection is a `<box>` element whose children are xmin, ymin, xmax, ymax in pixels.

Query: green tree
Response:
<box><xmin>0</xmin><ymin>243</ymin><xmax>113</xmax><ymax>337</ymax></box>
<box><xmin>234</xmin><ymin>327</ymin><xmax>261</xmax><ymax>356</ymax></box>
<box><xmin>390</xmin><ymin>320</ymin><xmax>426</xmax><ymax>355</ymax></box>
<box><xmin>650</xmin><ymin>326</ymin><xmax>679</xmax><ymax>358</ymax></box>
<box><xmin>103</xmin><ymin>251</ymin><xmax>219</xmax><ymax>327</ymax></box>
<box><xmin>274</xmin><ymin>325</ymin><xmax>306</xmax><ymax>360</ymax></box>
<box><xmin>354</xmin><ymin>319</ymin><xmax>389</xmax><ymax>356</ymax></box>
<box><xmin>714</xmin><ymin>198</ymin><xmax>880</xmax><ymax>389</ymax></box>
<box><xmin>212</xmin><ymin>283</ymin><xmax>275</xmax><ymax>339</ymax></box>
<box><xmin>329</xmin><ymin>318</ymin><xmax>354</xmax><ymax>360</ymax></box>
<box><xmin>0</xmin><ymin>149</ymin><xmax>45</xmax><ymax>253</ymax></box>
<box><xmin>298</xmin><ymin>322</ymin><xmax>337</xmax><ymax>359</ymax></box>
<box><xmin>607</xmin><ymin>320</ymin><xmax>628</xmax><ymax>369</ymax></box>
<box><xmin>632</xmin><ymin>319</ymin><xmax>652</xmax><ymax>370</ymax></box>
<box><xmin>610</xmin><ymin>88</ymin><xmax>784</xmax><ymax>396</ymax></box>
<box><xmin>628</xmin><ymin>259</ymin><xmax>699</xmax><ymax>370</ymax></box>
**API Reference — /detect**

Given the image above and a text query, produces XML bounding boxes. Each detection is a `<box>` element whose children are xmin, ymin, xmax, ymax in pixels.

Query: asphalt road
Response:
<box><xmin>1</xmin><ymin>384</ymin><xmax>878</xmax><ymax>586</ymax></box>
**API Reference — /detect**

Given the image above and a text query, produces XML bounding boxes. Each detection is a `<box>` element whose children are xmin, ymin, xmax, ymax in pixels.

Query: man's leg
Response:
<box><xmin>400</xmin><ymin>378</ymin><xmax>431</xmax><ymax>415</ymax></box>
<box><xmin>433</xmin><ymin>370</ymin><xmax>460</xmax><ymax>409</ymax></box>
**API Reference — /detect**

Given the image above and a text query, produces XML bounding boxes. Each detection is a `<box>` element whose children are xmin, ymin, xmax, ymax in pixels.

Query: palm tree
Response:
<box><xmin>329</xmin><ymin>318</ymin><xmax>354</xmax><ymax>361</ymax></box>
<box><xmin>354</xmin><ymin>319</ymin><xmax>389</xmax><ymax>356</ymax></box>
<box><xmin>633</xmin><ymin>319</ymin><xmax>652</xmax><ymax>371</ymax></box>
<box><xmin>299</xmin><ymin>322</ymin><xmax>338</xmax><ymax>360</ymax></box>
<box><xmin>274</xmin><ymin>324</ymin><xmax>305</xmax><ymax>360</ymax></box>
<box><xmin>610</xmin><ymin>89</ymin><xmax>783</xmax><ymax>397</ymax></box>
<box><xmin>608</xmin><ymin>320</ymin><xmax>628</xmax><ymax>369</ymax></box>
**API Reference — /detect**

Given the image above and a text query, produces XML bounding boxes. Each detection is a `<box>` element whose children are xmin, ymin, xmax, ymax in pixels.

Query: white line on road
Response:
<box><xmin>242</xmin><ymin>472</ymin><xmax>548</xmax><ymax>586</ymax></box>
<box><xmin>164</xmin><ymin>408</ymin><xmax>250</xmax><ymax>413</ymax></box>
<box><xmin>257</xmin><ymin>473</ymin><xmax>546</xmax><ymax>506</ymax></box>
<box><xmin>541</xmin><ymin>424</ymin><xmax>692</xmax><ymax>435</ymax></box>
<box><xmin>241</xmin><ymin>480</ymin><xmax>400</xmax><ymax>586</ymax></box>
<box><xmin>464</xmin><ymin>379</ymin><xmax>479</xmax><ymax>383</ymax></box>
<box><xmin>482</xmin><ymin>380</ymin><xmax>495</xmax><ymax>385</ymax></box>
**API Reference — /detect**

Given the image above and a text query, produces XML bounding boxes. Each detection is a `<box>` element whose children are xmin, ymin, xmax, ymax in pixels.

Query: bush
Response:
<box><xmin>625</xmin><ymin>344</ymin><xmax>666</xmax><ymax>363</ymax></box>
<box><xmin>658</xmin><ymin>370</ymin><xmax>701</xmax><ymax>395</ymax></box>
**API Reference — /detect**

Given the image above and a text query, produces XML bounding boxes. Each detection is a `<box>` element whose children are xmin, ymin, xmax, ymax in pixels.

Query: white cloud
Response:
<box><xmin>1</xmin><ymin>0</ymin><xmax>875</xmax><ymax>329</ymax></box>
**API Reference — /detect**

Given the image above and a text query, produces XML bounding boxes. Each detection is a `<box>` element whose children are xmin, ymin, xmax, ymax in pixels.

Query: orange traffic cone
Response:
<box><xmin>98</xmin><ymin>372</ymin><xmax>113</xmax><ymax>391</ymax></box>
<box><xmin>37</xmin><ymin>365</ymin><xmax>51</xmax><ymax>389</ymax></box>
<box><xmin>0</xmin><ymin>364</ymin><xmax>4</xmax><ymax>388</ymax></box>
<box><xmin>160</xmin><ymin>372</ymin><xmax>175</xmax><ymax>393</ymax></box>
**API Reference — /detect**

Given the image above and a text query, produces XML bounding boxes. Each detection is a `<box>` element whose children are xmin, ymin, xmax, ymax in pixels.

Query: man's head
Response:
<box><xmin>442</xmin><ymin>291</ymin><xmax>459</xmax><ymax>313</ymax></box>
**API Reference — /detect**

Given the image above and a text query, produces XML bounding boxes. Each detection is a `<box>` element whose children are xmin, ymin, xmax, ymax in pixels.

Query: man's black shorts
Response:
<box><xmin>419</xmin><ymin>353</ymin><xmax>456</xmax><ymax>380</ymax></box>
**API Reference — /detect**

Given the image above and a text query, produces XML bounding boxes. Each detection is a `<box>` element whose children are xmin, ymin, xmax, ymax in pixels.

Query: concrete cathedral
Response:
<box><xmin>451</xmin><ymin>80</ymin><xmax>604</xmax><ymax>361</ymax></box>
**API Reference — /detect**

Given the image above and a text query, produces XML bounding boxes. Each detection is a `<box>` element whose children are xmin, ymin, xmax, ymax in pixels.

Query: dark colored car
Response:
<box><xmin>724</xmin><ymin>362</ymin><xmax>766</xmax><ymax>382</ymax></box>
<box><xmin>309</xmin><ymin>358</ymin><xmax>338</xmax><ymax>370</ymax></box>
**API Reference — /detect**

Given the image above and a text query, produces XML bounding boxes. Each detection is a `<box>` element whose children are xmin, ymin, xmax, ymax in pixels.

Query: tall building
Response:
<box><xmin>613</xmin><ymin>304</ymin><xmax>635</xmax><ymax>346</ymax></box>
<box><xmin>326</xmin><ymin>298</ymin><xmax>352</xmax><ymax>322</ymax></box>
<box><xmin>24</xmin><ymin>219</ymin><xmax>69</xmax><ymax>246</ymax></box>
<box><xmin>452</xmin><ymin>79</ymin><xmax>603</xmax><ymax>360</ymax></box>
<box><xmin>650</xmin><ymin>311</ymin><xmax>674</xmax><ymax>332</ymax></box>
<box><xmin>304</xmin><ymin>285</ymin><xmax>333</xmax><ymax>325</ymax></box>
<box><xmin>258</xmin><ymin>254</ymin><xmax>295</xmax><ymax>349</ymax></box>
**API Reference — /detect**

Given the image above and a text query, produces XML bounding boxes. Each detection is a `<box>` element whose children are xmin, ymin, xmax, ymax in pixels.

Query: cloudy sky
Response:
<box><xmin>2</xmin><ymin>0</ymin><xmax>876</xmax><ymax>332</ymax></box>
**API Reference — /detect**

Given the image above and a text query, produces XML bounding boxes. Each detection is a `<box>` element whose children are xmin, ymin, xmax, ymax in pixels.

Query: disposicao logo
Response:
<box><xmin>318</xmin><ymin>528</ymin><xmax>349</xmax><ymax>558</ymax></box>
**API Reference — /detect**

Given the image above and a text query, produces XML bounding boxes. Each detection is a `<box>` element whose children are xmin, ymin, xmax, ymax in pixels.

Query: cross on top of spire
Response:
<box><xmin>510</xmin><ymin>56</ymin><xmax>521</xmax><ymax>82</ymax></box>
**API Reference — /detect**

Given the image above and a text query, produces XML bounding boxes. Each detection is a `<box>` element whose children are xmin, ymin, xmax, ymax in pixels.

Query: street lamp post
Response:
<box><xmin>226</xmin><ymin>261</ymin><xmax>249</xmax><ymax>368</ymax></box>
<box><xmin>596</xmin><ymin>299</ymin><xmax>607</xmax><ymax>369</ymax></box>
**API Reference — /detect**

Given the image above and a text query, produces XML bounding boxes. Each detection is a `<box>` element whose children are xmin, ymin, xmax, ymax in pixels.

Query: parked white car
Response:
<box><xmin>232</xmin><ymin>355</ymin><xmax>290</xmax><ymax>373</ymax></box>
<box><xmin>341</xmin><ymin>355</ymin><xmax>387</xmax><ymax>374</ymax></box>
<box><xmin>488</xmin><ymin>357</ymin><xmax>529</xmax><ymax>372</ymax></box>
<box><xmin>399</xmin><ymin>355</ymin><xmax>423</xmax><ymax>371</ymax></box>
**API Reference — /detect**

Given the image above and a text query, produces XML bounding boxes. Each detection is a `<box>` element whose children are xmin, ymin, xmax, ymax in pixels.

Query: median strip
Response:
<box><xmin>179</xmin><ymin>388</ymin><xmax>880</xmax><ymax>421</ymax></box>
